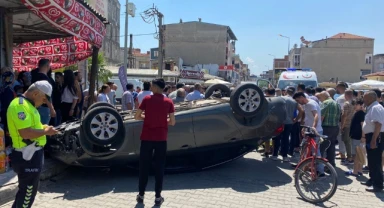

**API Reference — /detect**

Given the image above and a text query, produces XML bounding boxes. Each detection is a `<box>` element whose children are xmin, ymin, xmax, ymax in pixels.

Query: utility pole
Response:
<box><xmin>158</xmin><ymin>13</ymin><xmax>164</xmax><ymax>78</ymax></box>
<box><xmin>141</xmin><ymin>5</ymin><xmax>164</xmax><ymax>77</ymax></box>
<box><xmin>128</xmin><ymin>34</ymin><xmax>133</xmax><ymax>68</ymax></box>
<box><xmin>123</xmin><ymin>0</ymin><xmax>129</xmax><ymax>76</ymax></box>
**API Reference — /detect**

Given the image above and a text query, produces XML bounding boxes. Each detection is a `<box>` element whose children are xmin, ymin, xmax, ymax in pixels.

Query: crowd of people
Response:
<box><xmin>1</xmin><ymin>59</ymin><xmax>383</xmax><ymax>208</ymax></box>
<box><xmin>263</xmin><ymin>82</ymin><xmax>384</xmax><ymax>193</ymax></box>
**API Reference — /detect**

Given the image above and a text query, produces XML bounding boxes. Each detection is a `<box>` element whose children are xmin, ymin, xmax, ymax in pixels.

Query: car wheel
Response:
<box><xmin>230</xmin><ymin>83</ymin><xmax>265</xmax><ymax>118</ymax></box>
<box><xmin>87</xmin><ymin>102</ymin><xmax>116</xmax><ymax>112</ymax></box>
<box><xmin>81</xmin><ymin>106</ymin><xmax>125</xmax><ymax>146</ymax></box>
<box><xmin>204</xmin><ymin>83</ymin><xmax>231</xmax><ymax>99</ymax></box>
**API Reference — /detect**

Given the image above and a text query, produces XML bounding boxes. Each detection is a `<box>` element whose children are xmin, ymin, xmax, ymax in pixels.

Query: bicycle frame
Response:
<box><xmin>295</xmin><ymin>134</ymin><xmax>328</xmax><ymax>180</ymax></box>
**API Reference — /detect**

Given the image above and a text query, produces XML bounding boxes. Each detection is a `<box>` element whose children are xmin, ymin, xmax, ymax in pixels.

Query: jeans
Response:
<box><xmin>37</xmin><ymin>106</ymin><xmax>50</xmax><ymax>125</ymax></box>
<box><xmin>365</xmin><ymin>133</ymin><xmax>383</xmax><ymax>189</ymax></box>
<box><xmin>273</xmin><ymin>124</ymin><xmax>293</xmax><ymax>157</ymax></box>
<box><xmin>138</xmin><ymin>140</ymin><xmax>167</xmax><ymax>198</ymax></box>
<box><xmin>289</xmin><ymin>122</ymin><xmax>301</xmax><ymax>155</ymax></box>
<box><xmin>50</xmin><ymin>108</ymin><xmax>62</xmax><ymax>126</ymax></box>
<box><xmin>315</xmin><ymin>131</ymin><xmax>325</xmax><ymax>174</ymax></box>
<box><xmin>321</xmin><ymin>126</ymin><xmax>339</xmax><ymax>167</ymax></box>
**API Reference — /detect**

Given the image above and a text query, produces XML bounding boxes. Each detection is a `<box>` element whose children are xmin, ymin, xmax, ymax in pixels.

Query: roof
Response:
<box><xmin>78</xmin><ymin>0</ymin><xmax>108</xmax><ymax>23</ymax></box>
<box><xmin>329</xmin><ymin>33</ymin><xmax>373</xmax><ymax>40</ymax></box>
<box><xmin>166</xmin><ymin>21</ymin><xmax>237</xmax><ymax>40</ymax></box>
<box><xmin>363</xmin><ymin>71</ymin><xmax>384</xmax><ymax>77</ymax></box>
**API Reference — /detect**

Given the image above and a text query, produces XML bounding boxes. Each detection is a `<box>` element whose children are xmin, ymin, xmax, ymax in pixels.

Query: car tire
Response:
<box><xmin>87</xmin><ymin>102</ymin><xmax>116</xmax><ymax>112</ymax></box>
<box><xmin>230</xmin><ymin>83</ymin><xmax>265</xmax><ymax>118</ymax></box>
<box><xmin>204</xmin><ymin>84</ymin><xmax>231</xmax><ymax>99</ymax></box>
<box><xmin>81</xmin><ymin>106</ymin><xmax>125</xmax><ymax>146</ymax></box>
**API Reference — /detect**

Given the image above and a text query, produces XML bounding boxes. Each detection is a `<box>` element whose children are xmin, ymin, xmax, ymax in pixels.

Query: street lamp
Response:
<box><xmin>268</xmin><ymin>54</ymin><xmax>276</xmax><ymax>85</ymax></box>
<box><xmin>279</xmin><ymin>34</ymin><xmax>290</xmax><ymax>55</ymax></box>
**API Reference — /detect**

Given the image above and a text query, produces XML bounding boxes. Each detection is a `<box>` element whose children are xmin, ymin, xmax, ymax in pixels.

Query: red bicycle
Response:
<box><xmin>294</xmin><ymin>126</ymin><xmax>338</xmax><ymax>203</ymax></box>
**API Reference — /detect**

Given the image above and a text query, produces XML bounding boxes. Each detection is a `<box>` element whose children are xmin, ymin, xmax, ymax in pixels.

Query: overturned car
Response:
<box><xmin>47</xmin><ymin>83</ymin><xmax>287</xmax><ymax>171</ymax></box>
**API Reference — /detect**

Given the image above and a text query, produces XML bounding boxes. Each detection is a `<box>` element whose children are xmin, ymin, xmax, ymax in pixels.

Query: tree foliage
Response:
<box><xmin>88</xmin><ymin>52</ymin><xmax>112</xmax><ymax>85</ymax></box>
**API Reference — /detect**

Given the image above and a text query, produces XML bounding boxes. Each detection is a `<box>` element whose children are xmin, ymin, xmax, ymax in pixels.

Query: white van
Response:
<box><xmin>277</xmin><ymin>68</ymin><xmax>318</xmax><ymax>89</ymax></box>
<box><xmin>109</xmin><ymin>78</ymin><xmax>143</xmax><ymax>102</ymax></box>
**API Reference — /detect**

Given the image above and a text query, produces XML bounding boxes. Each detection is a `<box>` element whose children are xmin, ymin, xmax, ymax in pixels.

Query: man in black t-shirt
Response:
<box><xmin>31</xmin><ymin>59</ymin><xmax>56</xmax><ymax>124</ymax></box>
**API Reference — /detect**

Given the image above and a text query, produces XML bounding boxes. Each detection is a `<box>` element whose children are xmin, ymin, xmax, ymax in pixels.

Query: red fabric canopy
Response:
<box><xmin>13</xmin><ymin>37</ymin><xmax>92</xmax><ymax>71</ymax></box>
<box><xmin>22</xmin><ymin>0</ymin><xmax>106</xmax><ymax>48</ymax></box>
<box><xmin>12</xmin><ymin>0</ymin><xmax>108</xmax><ymax>71</ymax></box>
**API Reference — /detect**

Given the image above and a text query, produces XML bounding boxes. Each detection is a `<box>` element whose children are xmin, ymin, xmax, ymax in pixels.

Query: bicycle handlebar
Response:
<box><xmin>300</xmin><ymin>125</ymin><xmax>328</xmax><ymax>139</ymax></box>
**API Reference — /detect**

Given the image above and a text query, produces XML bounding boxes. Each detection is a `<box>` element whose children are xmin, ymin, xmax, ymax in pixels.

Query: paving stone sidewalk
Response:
<box><xmin>1</xmin><ymin>152</ymin><xmax>383</xmax><ymax>208</ymax></box>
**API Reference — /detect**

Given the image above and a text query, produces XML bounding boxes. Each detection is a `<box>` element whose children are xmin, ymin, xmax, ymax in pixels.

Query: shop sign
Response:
<box><xmin>180</xmin><ymin>70</ymin><xmax>204</xmax><ymax>79</ymax></box>
<box><xmin>219</xmin><ymin>65</ymin><xmax>234</xmax><ymax>71</ymax></box>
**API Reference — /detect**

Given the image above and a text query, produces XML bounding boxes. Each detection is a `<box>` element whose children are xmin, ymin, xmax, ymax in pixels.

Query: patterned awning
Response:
<box><xmin>11</xmin><ymin>0</ymin><xmax>107</xmax><ymax>71</ymax></box>
<box><xmin>13</xmin><ymin>37</ymin><xmax>92</xmax><ymax>71</ymax></box>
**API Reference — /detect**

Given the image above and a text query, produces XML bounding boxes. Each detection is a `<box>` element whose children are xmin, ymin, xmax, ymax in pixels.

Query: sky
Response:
<box><xmin>117</xmin><ymin>0</ymin><xmax>384</xmax><ymax>76</ymax></box>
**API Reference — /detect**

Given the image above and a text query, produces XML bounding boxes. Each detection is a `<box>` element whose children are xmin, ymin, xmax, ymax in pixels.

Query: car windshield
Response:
<box><xmin>277</xmin><ymin>80</ymin><xmax>318</xmax><ymax>89</ymax></box>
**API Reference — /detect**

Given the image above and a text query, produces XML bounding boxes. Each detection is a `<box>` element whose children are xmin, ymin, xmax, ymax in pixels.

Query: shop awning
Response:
<box><xmin>2</xmin><ymin>0</ymin><xmax>107</xmax><ymax>70</ymax></box>
<box><xmin>13</xmin><ymin>37</ymin><xmax>92</xmax><ymax>71</ymax></box>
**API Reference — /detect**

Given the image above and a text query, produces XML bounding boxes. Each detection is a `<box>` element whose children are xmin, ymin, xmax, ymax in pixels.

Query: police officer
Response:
<box><xmin>7</xmin><ymin>80</ymin><xmax>58</xmax><ymax>208</ymax></box>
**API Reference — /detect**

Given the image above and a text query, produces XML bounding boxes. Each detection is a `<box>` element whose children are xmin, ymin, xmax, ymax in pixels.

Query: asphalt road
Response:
<box><xmin>1</xmin><ymin>151</ymin><xmax>383</xmax><ymax>208</ymax></box>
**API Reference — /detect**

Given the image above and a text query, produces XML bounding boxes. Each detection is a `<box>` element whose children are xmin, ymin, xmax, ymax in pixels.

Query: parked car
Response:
<box><xmin>47</xmin><ymin>82</ymin><xmax>287</xmax><ymax>172</ymax></box>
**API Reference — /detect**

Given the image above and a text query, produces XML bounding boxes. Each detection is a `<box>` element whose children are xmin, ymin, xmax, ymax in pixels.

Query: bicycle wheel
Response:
<box><xmin>294</xmin><ymin>158</ymin><xmax>338</xmax><ymax>203</ymax></box>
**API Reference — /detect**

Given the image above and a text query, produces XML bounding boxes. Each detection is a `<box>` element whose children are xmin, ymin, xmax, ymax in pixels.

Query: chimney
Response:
<box><xmin>180</xmin><ymin>19</ymin><xmax>182</xmax><ymax>23</ymax></box>
<box><xmin>198</xmin><ymin>18</ymin><xmax>201</xmax><ymax>22</ymax></box>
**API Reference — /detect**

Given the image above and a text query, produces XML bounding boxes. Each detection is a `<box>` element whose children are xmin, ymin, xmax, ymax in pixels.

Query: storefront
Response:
<box><xmin>0</xmin><ymin>0</ymin><xmax>108</xmax><ymax>102</ymax></box>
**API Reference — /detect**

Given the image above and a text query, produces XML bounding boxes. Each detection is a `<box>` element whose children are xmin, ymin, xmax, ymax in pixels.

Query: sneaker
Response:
<box><xmin>270</xmin><ymin>156</ymin><xmax>279</xmax><ymax>161</ymax></box>
<box><xmin>154</xmin><ymin>197</ymin><xmax>164</xmax><ymax>206</ymax></box>
<box><xmin>283</xmin><ymin>157</ymin><xmax>290</xmax><ymax>162</ymax></box>
<box><xmin>363</xmin><ymin>166</ymin><xmax>369</xmax><ymax>172</ymax></box>
<box><xmin>136</xmin><ymin>194</ymin><xmax>144</xmax><ymax>203</ymax></box>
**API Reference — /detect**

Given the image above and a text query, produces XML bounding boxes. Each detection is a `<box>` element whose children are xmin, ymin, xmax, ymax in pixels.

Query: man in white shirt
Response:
<box><xmin>107</xmin><ymin>82</ymin><xmax>116</xmax><ymax>106</ymax></box>
<box><xmin>168</xmin><ymin>82</ymin><xmax>185</xmax><ymax>99</ymax></box>
<box><xmin>293</xmin><ymin>92</ymin><xmax>324</xmax><ymax>175</ymax></box>
<box><xmin>122</xmin><ymin>83</ymin><xmax>135</xmax><ymax>111</ymax></box>
<box><xmin>185</xmin><ymin>83</ymin><xmax>204</xmax><ymax>101</ymax></box>
<box><xmin>335</xmin><ymin>82</ymin><xmax>347</xmax><ymax>161</ymax></box>
<box><xmin>361</xmin><ymin>91</ymin><xmax>384</xmax><ymax>192</ymax></box>
<box><xmin>137</xmin><ymin>81</ymin><xmax>153</xmax><ymax>105</ymax></box>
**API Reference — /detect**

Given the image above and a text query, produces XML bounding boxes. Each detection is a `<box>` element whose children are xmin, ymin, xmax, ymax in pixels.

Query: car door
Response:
<box><xmin>193</xmin><ymin>105</ymin><xmax>243</xmax><ymax>147</ymax></box>
<box><xmin>167</xmin><ymin>112</ymin><xmax>196</xmax><ymax>152</ymax></box>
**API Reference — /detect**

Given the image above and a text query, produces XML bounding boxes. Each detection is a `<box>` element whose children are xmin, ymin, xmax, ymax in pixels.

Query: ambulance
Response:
<box><xmin>277</xmin><ymin>68</ymin><xmax>318</xmax><ymax>89</ymax></box>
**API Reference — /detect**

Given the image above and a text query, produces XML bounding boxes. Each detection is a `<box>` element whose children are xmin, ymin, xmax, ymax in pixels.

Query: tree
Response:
<box><xmin>88</xmin><ymin>52</ymin><xmax>112</xmax><ymax>89</ymax></box>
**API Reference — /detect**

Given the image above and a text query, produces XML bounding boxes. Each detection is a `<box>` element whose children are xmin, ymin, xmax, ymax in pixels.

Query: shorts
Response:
<box><xmin>351</xmin><ymin>139</ymin><xmax>361</xmax><ymax>155</ymax></box>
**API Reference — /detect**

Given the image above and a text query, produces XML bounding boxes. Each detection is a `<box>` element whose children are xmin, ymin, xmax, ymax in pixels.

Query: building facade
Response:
<box><xmin>131</xmin><ymin>48</ymin><xmax>150</xmax><ymax>69</ymax></box>
<box><xmin>372</xmin><ymin>54</ymin><xmax>384</xmax><ymax>73</ymax></box>
<box><xmin>288</xmin><ymin>33</ymin><xmax>374</xmax><ymax>83</ymax></box>
<box><xmin>101</xmin><ymin>0</ymin><xmax>121</xmax><ymax>65</ymax></box>
<box><xmin>163</xmin><ymin>20</ymin><xmax>237</xmax><ymax>74</ymax></box>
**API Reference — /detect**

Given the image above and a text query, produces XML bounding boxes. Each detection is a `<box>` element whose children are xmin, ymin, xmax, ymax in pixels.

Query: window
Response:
<box><xmin>360</xmin><ymin>69</ymin><xmax>371</xmax><ymax>76</ymax></box>
<box><xmin>365</xmin><ymin>54</ymin><xmax>372</xmax><ymax>64</ymax></box>
<box><xmin>294</xmin><ymin>55</ymin><xmax>300</xmax><ymax>66</ymax></box>
<box><xmin>379</xmin><ymin>63</ymin><xmax>384</xmax><ymax>69</ymax></box>
<box><xmin>153</xmin><ymin>51</ymin><xmax>159</xmax><ymax>58</ymax></box>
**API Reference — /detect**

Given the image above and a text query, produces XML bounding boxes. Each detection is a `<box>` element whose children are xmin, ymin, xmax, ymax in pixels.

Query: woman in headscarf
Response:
<box><xmin>0</xmin><ymin>71</ymin><xmax>16</xmax><ymax>133</ymax></box>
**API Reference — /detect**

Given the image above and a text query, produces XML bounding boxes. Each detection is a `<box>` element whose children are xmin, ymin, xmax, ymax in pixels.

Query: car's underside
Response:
<box><xmin>46</xmin><ymin>83</ymin><xmax>287</xmax><ymax>172</ymax></box>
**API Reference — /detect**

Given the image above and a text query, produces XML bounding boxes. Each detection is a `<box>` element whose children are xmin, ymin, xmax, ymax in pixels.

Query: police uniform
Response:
<box><xmin>7</xmin><ymin>95</ymin><xmax>46</xmax><ymax>208</ymax></box>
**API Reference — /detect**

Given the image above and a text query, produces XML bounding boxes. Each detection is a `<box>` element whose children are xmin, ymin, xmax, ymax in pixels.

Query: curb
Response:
<box><xmin>0</xmin><ymin>158</ymin><xmax>68</xmax><ymax>206</ymax></box>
